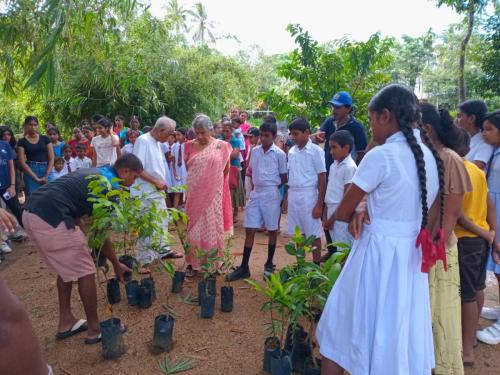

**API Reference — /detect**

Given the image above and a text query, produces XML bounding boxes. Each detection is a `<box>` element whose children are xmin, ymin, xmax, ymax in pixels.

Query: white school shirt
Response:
<box><xmin>132</xmin><ymin>132</ymin><xmax>166</xmax><ymax>198</ymax></box>
<box><xmin>73</xmin><ymin>156</ymin><xmax>92</xmax><ymax>170</ymax></box>
<box><xmin>466</xmin><ymin>132</ymin><xmax>494</xmax><ymax>165</ymax></box>
<box><xmin>287</xmin><ymin>139</ymin><xmax>326</xmax><ymax>189</ymax></box>
<box><xmin>91</xmin><ymin>134</ymin><xmax>118</xmax><ymax>167</ymax></box>
<box><xmin>61</xmin><ymin>157</ymin><xmax>77</xmax><ymax>174</ymax></box>
<box><xmin>352</xmin><ymin>130</ymin><xmax>439</xmax><ymax>224</ymax></box>
<box><xmin>250</xmin><ymin>143</ymin><xmax>287</xmax><ymax>188</ymax></box>
<box><xmin>325</xmin><ymin>154</ymin><xmax>357</xmax><ymax>209</ymax></box>
<box><xmin>121</xmin><ymin>143</ymin><xmax>134</xmax><ymax>156</ymax></box>
<box><xmin>49</xmin><ymin>168</ymin><xmax>67</xmax><ymax>181</ymax></box>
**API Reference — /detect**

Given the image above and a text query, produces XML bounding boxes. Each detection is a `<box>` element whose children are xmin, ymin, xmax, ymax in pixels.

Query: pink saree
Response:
<box><xmin>184</xmin><ymin>139</ymin><xmax>233</xmax><ymax>269</ymax></box>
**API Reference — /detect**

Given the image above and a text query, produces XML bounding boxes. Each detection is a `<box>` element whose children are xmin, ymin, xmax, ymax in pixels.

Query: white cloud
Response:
<box><xmin>150</xmin><ymin>0</ymin><xmax>461</xmax><ymax>55</ymax></box>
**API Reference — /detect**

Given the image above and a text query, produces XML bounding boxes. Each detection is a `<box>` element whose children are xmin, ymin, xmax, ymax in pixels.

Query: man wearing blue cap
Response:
<box><xmin>316</xmin><ymin>91</ymin><xmax>368</xmax><ymax>171</ymax></box>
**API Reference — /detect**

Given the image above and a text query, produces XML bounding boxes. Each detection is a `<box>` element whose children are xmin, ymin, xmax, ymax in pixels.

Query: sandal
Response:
<box><xmin>55</xmin><ymin>319</ymin><xmax>88</xmax><ymax>340</ymax></box>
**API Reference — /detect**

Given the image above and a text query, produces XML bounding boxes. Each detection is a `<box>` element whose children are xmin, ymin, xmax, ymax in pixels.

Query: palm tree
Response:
<box><xmin>188</xmin><ymin>2</ymin><xmax>215</xmax><ymax>46</ymax></box>
<box><xmin>165</xmin><ymin>0</ymin><xmax>187</xmax><ymax>35</ymax></box>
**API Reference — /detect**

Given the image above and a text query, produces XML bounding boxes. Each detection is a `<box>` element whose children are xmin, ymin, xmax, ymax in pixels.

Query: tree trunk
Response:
<box><xmin>459</xmin><ymin>1</ymin><xmax>475</xmax><ymax>102</ymax></box>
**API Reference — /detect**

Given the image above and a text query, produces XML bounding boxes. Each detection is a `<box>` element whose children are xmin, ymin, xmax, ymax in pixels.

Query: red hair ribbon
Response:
<box><xmin>417</xmin><ymin>228</ymin><xmax>447</xmax><ymax>273</ymax></box>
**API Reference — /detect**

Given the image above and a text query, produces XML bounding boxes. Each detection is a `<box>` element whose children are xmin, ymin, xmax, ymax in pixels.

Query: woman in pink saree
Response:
<box><xmin>184</xmin><ymin>114</ymin><xmax>233</xmax><ymax>273</ymax></box>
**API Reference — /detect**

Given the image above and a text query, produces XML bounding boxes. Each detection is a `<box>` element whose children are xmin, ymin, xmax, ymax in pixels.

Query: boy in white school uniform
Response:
<box><xmin>227</xmin><ymin>122</ymin><xmax>288</xmax><ymax>281</ymax></box>
<box><xmin>322</xmin><ymin>130</ymin><xmax>357</xmax><ymax>253</ymax></box>
<box><xmin>284</xmin><ymin>117</ymin><xmax>327</xmax><ymax>264</ymax></box>
<box><xmin>73</xmin><ymin>144</ymin><xmax>92</xmax><ymax>170</ymax></box>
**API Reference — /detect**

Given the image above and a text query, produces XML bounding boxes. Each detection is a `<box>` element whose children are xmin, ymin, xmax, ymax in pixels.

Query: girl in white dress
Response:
<box><xmin>317</xmin><ymin>84</ymin><xmax>445</xmax><ymax>375</ymax></box>
<box><xmin>161</xmin><ymin>136</ymin><xmax>174</xmax><ymax>207</ymax></box>
<box><xmin>170</xmin><ymin>128</ymin><xmax>187</xmax><ymax>208</ymax></box>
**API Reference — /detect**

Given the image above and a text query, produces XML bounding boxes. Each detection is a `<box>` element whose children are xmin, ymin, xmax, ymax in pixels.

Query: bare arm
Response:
<box><xmin>441</xmin><ymin>192</ymin><xmax>464</xmax><ymax>242</ymax></box>
<box><xmin>139</xmin><ymin>170</ymin><xmax>166</xmax><ymax>190</ymax></box>
<box><xmin>334</xmin><ymin>184</ymin><xmax>366</xmax><ymax>225</ymax></box>
<box><xmin>312</xmin><ymin>172</ymin><xmax>326</xmax><ymax>219</ymax></box>
<box><xmin>7</xmin><ymin>160</ymin><xmax>16</xmax><ymax>198</ymax></box>
<box><xmin>472</xmin><ymin>160</ymin><xmax>486</xmax><ymax>170</ymax></box>
<box><xmin>91</xmin><ymin>146</ymin><xmax>97</xmax><ymax>167</ymax></box>
<box><xmin>16</xmin><ymin>146</ymin><xmax>39</xmax><ymax>181</ymax></box>
<box><xmin>44</xmin><ymin>143</ymin><xmax>55</xmax><ymax>181</ymax></box>
<box><xmin>113</xmin><ymin>136</ymin><xmax>121</xmax><ymax>159</ymax></box>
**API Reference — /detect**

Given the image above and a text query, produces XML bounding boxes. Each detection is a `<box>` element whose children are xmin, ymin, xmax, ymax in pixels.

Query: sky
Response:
<box><xmin>149</xmin><ymin>0</ymin><xmax>462</xmax><ymax>55</ymax></box>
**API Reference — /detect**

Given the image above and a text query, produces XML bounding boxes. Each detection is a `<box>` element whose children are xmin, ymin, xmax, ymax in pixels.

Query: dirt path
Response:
<box><xmin>1</xmin><ymin>213</ymin><xmax>499</xmax><ymax>374</ymax></box>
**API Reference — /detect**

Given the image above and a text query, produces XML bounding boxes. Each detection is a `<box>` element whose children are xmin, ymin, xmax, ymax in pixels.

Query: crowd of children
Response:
<box><xmin>0</xmin><ymin>86</ymin><xmax>499</xmax><ymax>374</ymax></box>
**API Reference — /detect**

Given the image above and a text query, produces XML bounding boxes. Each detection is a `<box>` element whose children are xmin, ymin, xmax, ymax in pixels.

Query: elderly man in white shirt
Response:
<box><xmin>132</xmin><ymin>116</ymin><xmax>183</xmax><ymax>268</ymax></box>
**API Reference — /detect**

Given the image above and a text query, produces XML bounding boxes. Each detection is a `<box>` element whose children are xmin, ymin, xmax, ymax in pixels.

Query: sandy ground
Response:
<box><xmin>1</xmin><ymin>212</ymin><xmax>499</xmax><ymax>375</ymax></box>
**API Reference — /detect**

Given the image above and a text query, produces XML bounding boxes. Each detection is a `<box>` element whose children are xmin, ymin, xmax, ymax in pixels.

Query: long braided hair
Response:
<box><xmin>368</xmin><ymin>85</ymin><xmax>444</xmax><ymax>233</ymax></box>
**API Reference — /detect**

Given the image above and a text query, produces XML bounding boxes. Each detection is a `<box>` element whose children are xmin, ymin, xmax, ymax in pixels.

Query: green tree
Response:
<box><xmin>436</xmin><ymin>0</ymin><xmax>487</xmax><ymax>101</ymax></box>
<box><xmin>263</xmin><ymin>24</ymin><xmax>394</xmax><ymax>128</ymax></box>
<box><xmin>0</xmin><ymin>0</ymin><xmax>143</xmax><ymax>96</ymax></box>
<box><xmin>188</xmin><ymin>2</ymin><xmax>215</xmax><ymax>46</ymax></box>
<box><xmin>480</xmin><ymin>3</ymin><xmax>500</xmax><ymax>97</ymax></box>
<box><xmin>165</xmin><ymin>0</ymin><xmax>188</xmax><ymax>36</ymax></box>
<box><xmin>392</xmin><ymin>30</ymin><xmax>435</xmax><ymax>90</ymax></box>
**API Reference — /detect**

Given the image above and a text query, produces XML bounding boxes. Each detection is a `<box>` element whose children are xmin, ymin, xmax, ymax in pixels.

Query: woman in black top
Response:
<box><xmin>17</xmin><ymin>116</ymin><xmax>54</xmax><ymax>197</ymax></box>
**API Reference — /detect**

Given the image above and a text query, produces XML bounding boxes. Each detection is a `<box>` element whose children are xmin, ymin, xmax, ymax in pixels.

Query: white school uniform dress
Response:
<box><xmin>133</xmin><ymin>133</ymin><xmax>170</xmax><ymax>264</ymax></box>
<box><xmin>287</xmin><ymin>139</ymin><xmax>326</xmax><ymax>238</ymax></box>
<box><xmin>466</xmin><ymin>131</ymin><xmax>493</xmax><ymax>166</ymax></box>
<box><xmin>325</xmin><ymin>154</ymin><xmax>357</xmax><ymax>245</ymax></box>
<box><xmin>73</xmin><ymin>156</ymin><xmax>92</xmax><ymax>170</ymax></box>
<box><xmin>160</xmin><ymin>142</ymin><xmax>174</xmax><ymax>191</ymax></box>
<box><xmin>244</xmin><ymin>144</ymin><xmax>287</xmax><ymax>231</ymax></box>
<box><xmin>316</xmin><ymin>130</ymin><xmax>438</xmax><ymax>375</ymax></box>
<box><xmin>170</xmin><ymin>142</ymin><xmax>187</xmax><ymax>189</ymax></box>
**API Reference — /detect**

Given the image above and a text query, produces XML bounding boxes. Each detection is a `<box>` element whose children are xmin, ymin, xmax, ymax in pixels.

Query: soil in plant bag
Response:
<box><xmin>284</xmin><ymin>324</ymin><xmax>307</xmax><ymax>351</ymax></box>
<box><xmin>138</xmin><ymin>285</ymin><xmax>153</xmax><ymax>309</ymax></box>
<box><xmin>197</xmin><ymin>277</ymin><xmax>216</xmax><ymax>306</ymax></box>
<box><xmin>141</xmin><ymin>277</ymin><xmax>156</xmax><ymax>301</ymax></box>
<box><xmin>199</xmin><ymin>282</ymin><xmax>216</xmax><ymax>319</ymax></box>
<box><xmin>118</xmin><ymin>255</ymin><xmax>136</xmax><ymax>282</ymax></box>
<box><xmin>100</xmin><ymin>318</ymin><xmax>125</xmax><ymax>359</ymax></box>
<box><xmin>171</xmin><ymin>271</ymin><xmax>185</xmax><ymax>294</ymax></box>
<box><xmin>125</xmin><ymin>280</ymin><xmax>140</xmax><ymax>306</ymax></box>
<box><xmin>106</xmin><ymin>278</ymin><xmax>121</xmax><ymax>304</ymax></box>
<box><xmin>263</xmin><ymin>337</ymin><xmax>281</xmax><ymax>373</ymax></box>
<box><xmin>220</xmin><ymin>286</ymin><xmax>233</xmax><ymax>312</ymax></box>
<box><xmin>152</xmin><ymin>314</ymin><xmax>174</xmax><ymax>352</ymax></box>
<box><xmin>270</xmin><ymin>350</ymin><xmax>292</xmax><ymax>375</ymax></box>
<box><xmin>290</xmin><ymin>330</ymin><xmax>311</xmax><ymax>373</ymax></box>
<box><xmin>303</xmin><ymin>357</ymin><xmax>321</xmax><ymax>375</ymax></box>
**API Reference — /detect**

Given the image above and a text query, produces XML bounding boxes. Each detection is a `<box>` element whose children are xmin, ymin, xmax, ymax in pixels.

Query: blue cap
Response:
<box><xmin>328</xmin><ymin>91</ymin><xmax>352</xmax><ymax>107</ymax></box>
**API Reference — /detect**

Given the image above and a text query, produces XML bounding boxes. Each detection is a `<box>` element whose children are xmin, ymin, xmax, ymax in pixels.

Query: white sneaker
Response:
<box><xmin>477</xmin><ymin>320</ymin><xmax>500</xmax><ymax>345</ymax></box>
<box><xmin>481</xmin><ymin>306</ymin><xmax>500</xmax><ymax>321</ymax></box>
<box><xmin>0</xmin><ymin>241</ymin><xmax>12</xmax><ymax>253</ymax></box>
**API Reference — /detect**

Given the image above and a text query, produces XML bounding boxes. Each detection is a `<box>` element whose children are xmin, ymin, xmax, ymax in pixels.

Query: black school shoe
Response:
<box><xmin>263</xmin><ymin>263</ymin><xmax>276</xmax><ymax>278</ymax></box>
<box><xmin>226</xmin><ymin>266</ymin><xmax>250</xmax><ymax>281</ymax></box>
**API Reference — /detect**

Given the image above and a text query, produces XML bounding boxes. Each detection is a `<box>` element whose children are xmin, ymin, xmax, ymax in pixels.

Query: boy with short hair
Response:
<box><xmin>73</xmin><ymin>144</ymin><xmax>92</xmax><ymax>170</ymax></box>
<box><xmin>285</xmin><ymin>117</ymin><xmax>327</xmax><ymax>264</ymax></box>
<box><xmin>22</xmin><ymin>154</ymin><xmax>142</xmax><ymax>344</ymax></box>
<box><xmin>322</xmin><ymin>130</ymin><xmax>357</xmax><ymax>254</ymax></box>
<box><xmin>227</xmin><ymin>122</ymin><xmax>288</xmax><ymax>280</ymax></box>
<box><xmin>48</xmin><ymin>157</ymin><xmax>67</xmax><ymax>182</ymax></box>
